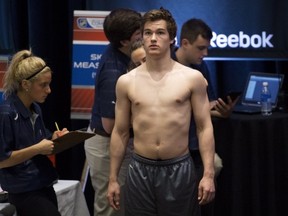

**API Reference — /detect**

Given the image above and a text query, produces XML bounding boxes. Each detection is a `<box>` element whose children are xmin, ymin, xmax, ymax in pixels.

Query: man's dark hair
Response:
<box><xmin>180</xmin><ymin>18</ymin><xmax>212</xmax><ymax>44</ymax></box>
<box><xmin>103</xmin><ymin>8</ymin><xmax>142</xmax><ymax>48</ymax></box>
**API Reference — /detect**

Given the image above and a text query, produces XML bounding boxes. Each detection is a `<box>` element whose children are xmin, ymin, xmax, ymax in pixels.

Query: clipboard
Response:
<box><xmin>52</xmin><ymin>131</ymin><xmax>95</xmax><ymax>154</ymax></box>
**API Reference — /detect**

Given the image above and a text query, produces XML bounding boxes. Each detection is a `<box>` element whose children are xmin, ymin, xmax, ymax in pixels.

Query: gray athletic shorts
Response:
<box><xmin>124</xmin><ymin>153</ymin><xmax>200</xmax><ymax>216</ymax></box>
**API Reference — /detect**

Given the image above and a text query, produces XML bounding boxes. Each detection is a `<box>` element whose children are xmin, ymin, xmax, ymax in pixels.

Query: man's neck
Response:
<box><xmin>118</xmin><ymin>46</ymin><xmax>130</xmax><ymax>57</ymax></box>
<box><xmin>146</xmin><ymin>54</ymin><xmax>174</xmax><ymax>74</ymax></box>
<box><xmin>175</xmin><ymin>47</ymin><xmax>189</xmax><ymax>66</ymax></box>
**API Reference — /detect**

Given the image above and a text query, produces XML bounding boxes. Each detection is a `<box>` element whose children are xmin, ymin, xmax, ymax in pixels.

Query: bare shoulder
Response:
<box><xmin>174</xmin><ymin>61</ymin><xmax>205</xmax><ymax>81</ymax></box>
<box><xmin>117</xmin><ymin>67</ymin><xmax>143</xmax><ymax>92</ymax></box>
<box><xmin>117</xmin><ymin>69</ymin><xmax>135</xmax><ymax>85</ymax></box>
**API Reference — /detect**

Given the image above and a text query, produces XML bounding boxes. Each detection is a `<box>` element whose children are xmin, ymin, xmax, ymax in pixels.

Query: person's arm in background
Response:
<box><xmin>0</xmin><ymin>128</ymin><xmax>69</xmax><ymax>169</ymax></box>
<box><xmin>198</xmin><ymin>61</ymin><xmax>240</xmax><ymax>118</ymax></box>
<box><xmin>102</xmin><ymin>118</ymin><xmax>115</xmax><ymax>134</ymax></box>
<box><xmin>95</xmin><ymin>49</ymin><xmax>128</xmax><ymax>135</ymax></box>
<box><xmin>210</xmin><ymin>96</ymin><xmax>240</xmax><ymax>118</ymax></box>
<box><xmin>200</xmin><ymin>62</ymin><xmax>240</xmax><ymax>118</ymax></box>
<box><xmin>0</xmin><ymin>139</ymin><xmax>55</xmax><ymax>169</ymax></box>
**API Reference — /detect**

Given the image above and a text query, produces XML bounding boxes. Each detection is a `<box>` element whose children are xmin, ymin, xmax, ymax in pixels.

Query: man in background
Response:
<box><xmin>84</xmin><ymin>8</ymin><xmax>142</xmax><ymax>216</ymax></box>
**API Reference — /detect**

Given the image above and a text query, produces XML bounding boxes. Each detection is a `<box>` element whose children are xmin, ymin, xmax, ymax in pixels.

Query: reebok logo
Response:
<box><xmin>210</xmin><ymin>31</ymin><xmax>274</xmax><ymax>48</ymax></box>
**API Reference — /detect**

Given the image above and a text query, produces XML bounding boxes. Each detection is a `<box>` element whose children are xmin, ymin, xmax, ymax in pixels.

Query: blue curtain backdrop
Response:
<box><xmin>0</xmin><ymin>1</ymin><xmax>288</xmax><ymax>215</ymax></box>
<box><xmin>0</xmin><ymin>1</ymin><xmax>29</xmax><ymax>53</ymax></box>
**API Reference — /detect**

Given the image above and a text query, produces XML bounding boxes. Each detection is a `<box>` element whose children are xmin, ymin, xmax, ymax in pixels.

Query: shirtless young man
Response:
<box><xmin>107</xmin><ymin>8</ymin><xmax>215</xmax><ymax>216</ymax></box>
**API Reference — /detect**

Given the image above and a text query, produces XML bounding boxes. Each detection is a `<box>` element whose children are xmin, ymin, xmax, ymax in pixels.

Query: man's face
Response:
<box><xmin>143</xmin><ymin>20</ymin><xmax>174</xmax><ymax>57</ymax></box>
<box><xmin>184</xmin><ymin>34</ymin><xmax>210</xmax><ymax>65</ymax></box>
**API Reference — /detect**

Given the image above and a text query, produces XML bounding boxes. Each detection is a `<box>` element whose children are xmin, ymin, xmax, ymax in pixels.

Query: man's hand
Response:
<box><xmin>107</xmin><ymin>180</ymin><xmax>121</xmax><ymax>210</ymax></box>
<box><xmin>198</xmin><ymin>176</ymin><xmax>215</xmax><ymax>205</ymax></box>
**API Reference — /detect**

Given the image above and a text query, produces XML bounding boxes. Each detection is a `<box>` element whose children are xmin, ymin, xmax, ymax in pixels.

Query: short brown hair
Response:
<box><xmin>141</xmin><ymin>7</ymin><xmax>177</xmax><ymax>42</ymax></box>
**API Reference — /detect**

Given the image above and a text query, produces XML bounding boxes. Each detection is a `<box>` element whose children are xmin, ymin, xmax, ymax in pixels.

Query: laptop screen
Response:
<box><xmin>241</xmin><ymin>72</ymin><xmax>284</xmax><ymax>108</ymax></box>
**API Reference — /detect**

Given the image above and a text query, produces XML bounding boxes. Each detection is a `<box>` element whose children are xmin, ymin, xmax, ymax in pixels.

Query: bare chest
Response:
<box><xmin>130</xmin><ymin>76</ymin><xmax>191</xmax><ymax>108</ymax></box>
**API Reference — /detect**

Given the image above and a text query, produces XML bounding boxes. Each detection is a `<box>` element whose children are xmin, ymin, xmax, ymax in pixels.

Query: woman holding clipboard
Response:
<box><xmin>0</xmin><ymin>50</ymin><xmax>68</xmax><ymax>216</ymax></box>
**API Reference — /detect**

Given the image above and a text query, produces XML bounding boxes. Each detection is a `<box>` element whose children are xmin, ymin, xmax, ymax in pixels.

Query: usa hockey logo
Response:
<box><xmin>77</xmin><ymin>18</ymin><xmax>104</xmax><ymax>29</ymax></box>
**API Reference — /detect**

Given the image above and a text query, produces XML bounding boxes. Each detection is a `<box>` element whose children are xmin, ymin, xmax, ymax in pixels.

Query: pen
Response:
<box><xmin>55</xmin><ymin>122</ymin><xmax>60</xmax><ymax>131</ymax></box>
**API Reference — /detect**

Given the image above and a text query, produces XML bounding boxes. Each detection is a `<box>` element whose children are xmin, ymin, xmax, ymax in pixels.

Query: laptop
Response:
<box><xmin>233</xmin><ymin>72</ymin><xmax>284</xmax><ymax>114</ymax></box>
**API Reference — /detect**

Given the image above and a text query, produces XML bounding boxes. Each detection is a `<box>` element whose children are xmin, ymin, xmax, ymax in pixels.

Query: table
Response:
<box><xmin>213</xmin><ymin>112</ymin><xmax>288</xmax><ymax>216</ymax></box>
<box><xmin>0</xmin><ymin>203</ymin><xmax>16</xmax><ymax>216</ymax></box>
<box><xmin>53</xmin><ymin>180</ymin><xmax>90</xmax><ymax>216</ymax></box>
<box><xmin>0</xmin><ymin>180</ymin><xmax>89</xmax><ymax>216</ymax></box>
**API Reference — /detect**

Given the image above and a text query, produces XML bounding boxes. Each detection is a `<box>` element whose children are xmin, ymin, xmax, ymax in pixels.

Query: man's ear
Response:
<box><xmin>120</xmin><ymin>40</ymin><xmax>130</xmax><ymax>47</ymax></box>
<box><xmin>181</xmin><ymin>38</ymin><xmax>190</xmax><ymax>47</ymax></box>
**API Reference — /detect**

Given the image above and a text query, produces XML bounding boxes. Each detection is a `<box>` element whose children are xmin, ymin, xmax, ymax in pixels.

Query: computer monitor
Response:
<box><xmin>241</xmin><ymin>72</ymin><xmax>284</xmax><ymax>108</ymax></box>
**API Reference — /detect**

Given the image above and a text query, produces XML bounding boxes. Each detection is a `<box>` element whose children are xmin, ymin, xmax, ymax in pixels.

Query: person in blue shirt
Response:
<box><xmin>172</xmin><ymin>18</ymin><xmax>239</xmax><ymax>216</ymax></box>
<box><xmin>0</xmin><ymin>50</ymin><xmax>68</xmax><ymax>216</ymax></box>
<box><xmin>84</xmin><ymin>8</ymin><xmax>142</xmax><ymax>216</ymax></box>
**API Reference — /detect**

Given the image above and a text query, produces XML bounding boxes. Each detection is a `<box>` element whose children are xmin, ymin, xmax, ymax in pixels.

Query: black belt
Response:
<box><xmin>91</xmin><ymin>126</ymin><xmax>134</xmax><ymax>138</ymax></box>
<box><xmin>90</xmin><ymin>126</ymin><xmax>111</xmax><ymax>137</ymax></box>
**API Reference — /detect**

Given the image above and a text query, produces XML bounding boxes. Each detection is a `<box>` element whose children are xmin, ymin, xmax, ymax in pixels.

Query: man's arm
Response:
<box><xmin>107</xmin><ymin>75</ymin><xmax>131</xmax><ymax>210</ymax></box>
<box><xmin>191</xmin><ymin>72</ymin><xmax>215</xmax><ymax>204</ymax></box>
